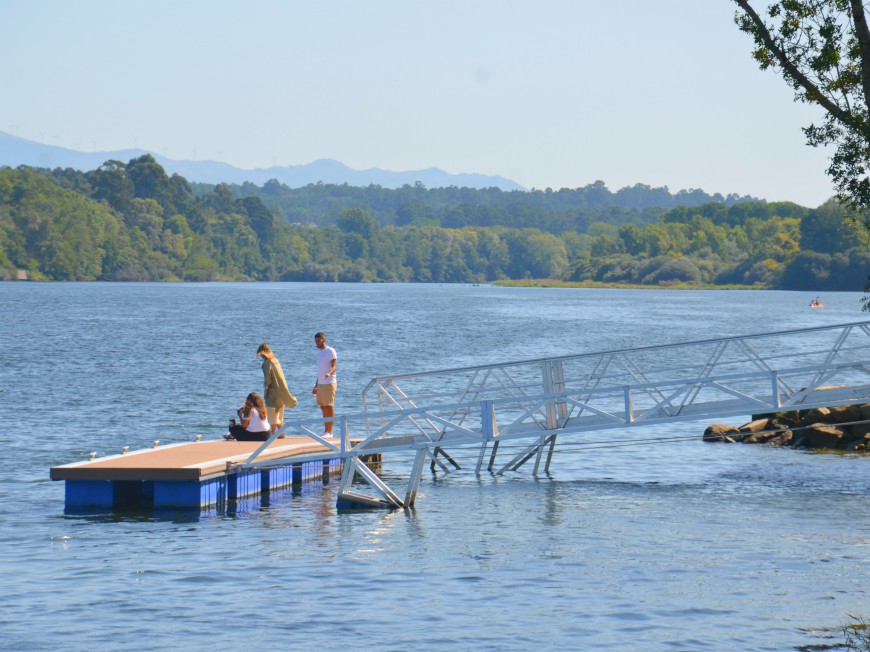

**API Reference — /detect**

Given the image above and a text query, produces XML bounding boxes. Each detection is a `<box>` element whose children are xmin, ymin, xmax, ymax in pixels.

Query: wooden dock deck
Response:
<box><xmin>51</xmin><ymin>436</ymin><xmax>346</xmax><ymax>512</ymax></box>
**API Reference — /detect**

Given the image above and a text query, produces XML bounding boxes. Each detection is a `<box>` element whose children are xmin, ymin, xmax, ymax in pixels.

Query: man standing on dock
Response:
<box><xmin>312</xmin><ymin>332</ymin><xmax>337</xmax><ymax>438</ymax></box>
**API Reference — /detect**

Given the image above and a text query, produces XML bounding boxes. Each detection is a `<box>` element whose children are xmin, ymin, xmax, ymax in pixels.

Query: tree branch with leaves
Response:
<box><xmin>733</xmin><ymin>0</ymin><xmax>870</xmax><ymax>304</ymax></box>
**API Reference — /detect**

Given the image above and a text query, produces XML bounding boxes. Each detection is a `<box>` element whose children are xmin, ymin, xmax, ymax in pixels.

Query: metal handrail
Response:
<box><xmin>361</xmin><ymin>320</ymin><xmax>870</xmax><ymax>390</ymax></box>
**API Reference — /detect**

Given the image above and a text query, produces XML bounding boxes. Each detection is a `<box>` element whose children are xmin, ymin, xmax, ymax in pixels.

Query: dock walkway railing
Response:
<box><xmin>241</xmin><ymin>321</ymin><xmax>870</xmax><ymax>508</ymax></box>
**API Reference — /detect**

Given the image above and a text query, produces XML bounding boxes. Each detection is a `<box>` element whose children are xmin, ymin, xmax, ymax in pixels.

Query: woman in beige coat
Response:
<box><xmin>256</xmin><ymin>343</ymin><xmax>298</xmax><ymax>434</ymax></box>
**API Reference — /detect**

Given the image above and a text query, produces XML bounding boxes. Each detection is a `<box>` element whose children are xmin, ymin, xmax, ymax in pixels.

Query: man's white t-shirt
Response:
<box><xmin>317</xmin><ymin>345</ymin><xmax>337</xmax><ymax>384</ymax></box>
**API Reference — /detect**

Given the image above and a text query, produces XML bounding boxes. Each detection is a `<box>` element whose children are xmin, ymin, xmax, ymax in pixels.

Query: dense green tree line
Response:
<box><xmin>0</xmin><ymin>157</ymin><xmax>866</xmax><ymax>289</ymax></box>
<box><xmin>202</xmin><ymin>178</ymin><xmax>757</xmax><ymax>233</ymax></box>
<box><xmin>570</xmin><ymin>199</ymin><xmax>867</xmax><ymax>288</ymax></box>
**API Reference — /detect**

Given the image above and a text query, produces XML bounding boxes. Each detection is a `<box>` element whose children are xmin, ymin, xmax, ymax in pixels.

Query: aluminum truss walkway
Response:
<box><xmin>239</xmin><ymin>320</ymin><xmax>870</xmax><ymax>509</ymax></box>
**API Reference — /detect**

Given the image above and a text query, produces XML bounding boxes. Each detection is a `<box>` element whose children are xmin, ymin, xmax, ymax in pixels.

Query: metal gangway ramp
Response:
<box><xmin>240</xmin><ymin>320</ymin><xmax>870</xmax><ymax>509</ymax></box>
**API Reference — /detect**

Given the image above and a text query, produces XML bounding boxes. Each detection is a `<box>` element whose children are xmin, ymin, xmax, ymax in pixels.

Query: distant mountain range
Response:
<box><xmin>0</xmin><ymin>130</ymin><xmax>525</xmax><ymax>191</ymax></box>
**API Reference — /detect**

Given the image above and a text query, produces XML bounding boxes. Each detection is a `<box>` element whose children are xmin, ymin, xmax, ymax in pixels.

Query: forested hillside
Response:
<box><xmin>0</xmin><ymin>155</ymin><xmax>866</xmax><ymax>289</ymax></box>
<box><xmin>197</xmin><ymin>178</ymin><xmax>757</xmax><ymax>232</ymax></box>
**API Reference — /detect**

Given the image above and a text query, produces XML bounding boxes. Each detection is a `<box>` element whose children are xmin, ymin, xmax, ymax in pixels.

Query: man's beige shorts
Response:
<box><xmin>316</xmin><ymin>382</ymin><xmax>337</xmax><ymax>407</ymax></box>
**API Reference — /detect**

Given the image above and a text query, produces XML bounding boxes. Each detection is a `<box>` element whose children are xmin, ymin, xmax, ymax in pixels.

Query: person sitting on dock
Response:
<box><xmin>225</xmin><ymin>392</ymin><xmax>271</xmax><ymax>441</ymax></box>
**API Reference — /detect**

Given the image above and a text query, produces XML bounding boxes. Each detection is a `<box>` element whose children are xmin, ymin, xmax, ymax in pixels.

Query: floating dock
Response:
<box><xmin>51</xmin><ymin>322</ymin><xmax>870</xmax><ymax>512</ymax></box>
<box><xmin>50</xmin><ymin>437</ymin><xmax>346</xmax><ymax>512</ymax></box>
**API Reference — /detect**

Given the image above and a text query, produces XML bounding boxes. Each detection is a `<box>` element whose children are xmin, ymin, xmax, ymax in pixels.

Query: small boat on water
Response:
<box><xmin>809</xmin><ymin>297</ymin><xmax>824</xmax><ymax>308</ymax></box>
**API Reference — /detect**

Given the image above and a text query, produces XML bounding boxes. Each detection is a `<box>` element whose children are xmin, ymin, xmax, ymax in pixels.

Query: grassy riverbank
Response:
<box><xmin>492</xmin><ymin>279</ymin><xmax>765</xmax><ymax>290</ymax></box>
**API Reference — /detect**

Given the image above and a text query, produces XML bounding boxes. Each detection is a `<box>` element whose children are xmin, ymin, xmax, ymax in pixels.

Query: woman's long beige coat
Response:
<box><xmin>262</xmin><ymin>357</ymin><xmax>298</xmax><ymax>411</ymax></box>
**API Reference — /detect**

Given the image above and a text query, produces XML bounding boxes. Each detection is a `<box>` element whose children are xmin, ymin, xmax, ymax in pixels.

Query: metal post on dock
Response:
<box><xmin>405</xmin><ymin>449</ymin><xmax>428</xmax><ymax>506</ymax></box>
<box><xmin>770</xmin><ymin>370</ymin><xmax>781</xmax><ymax>410</ymax></box>
<box><xmin>624</xmin><ymin>385</ymin><xmax>634</xmax><ymax>424</ymax></box>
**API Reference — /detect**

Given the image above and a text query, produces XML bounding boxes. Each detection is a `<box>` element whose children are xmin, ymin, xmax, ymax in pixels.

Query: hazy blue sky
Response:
<box><xmin>0</xmin><ymin>1</ymin><xmax>836</xmax><ymax>205</ymax></box>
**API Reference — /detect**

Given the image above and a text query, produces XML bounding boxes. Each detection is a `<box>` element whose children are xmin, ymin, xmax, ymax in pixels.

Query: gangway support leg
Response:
<box><xmin>429</xmin><ymin>448</ymin><xmax>451</xmax><ymax>473</ymax></box>
<box><xmin>437</xmin><ymin>447</ymin><xmax>460</xmax><ymax>470</ymax></box>
<box><xmin>543</xmin><ymin>434</ymin><xmax>557</xmax><ymax>473</ymax></box>
<box><xmin>480</xmin><ymin>399</ymin><xmax>499</xmax><ymax>475</ymax></box>
<box><xmin>487</xmin><ymin>440</ymin><xmax>500</xmax><ymax>472</ymax></box>
<box><xmin>533</xmin><ymin>434</ymin><xmax>557</xmax><ymax>476</ymax></box>
<box><xmin>405</xmin><ymin>448</ymin><xmax>428</xmax><ymax>507</ymax></box>
<box><xmin>533</xmin><ymin>437</ymin><xmax>545</xmax><ymax>475</ymax></box>
<box><xmin>496</xmin><ymin>436</ymin><xmax>550</xmax><ymax>476</ymax></box>
<box><xmin>337</xmin><ymin>456</ymin><xmax>354</xmax><ymax>496</ymax></box>
<box><xmin>475</xmin><ymin>441</ymin><xmax>488</xmax><ymax>475</ymax></box>
<box><xmin>429</xmin><ymin>447</ymin><xmax>460</xmax><ymax>474</ymax></box>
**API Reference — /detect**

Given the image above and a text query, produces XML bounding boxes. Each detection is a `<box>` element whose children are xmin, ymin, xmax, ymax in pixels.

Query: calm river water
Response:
<box><xmin>1</xmin><ymin>282</ymin><xmax>869</xmax><ymax>651</ymax></box>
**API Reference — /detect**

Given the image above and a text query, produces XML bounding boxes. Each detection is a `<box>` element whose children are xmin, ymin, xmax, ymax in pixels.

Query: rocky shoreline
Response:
<box><xmin>703</xmin><ymin>403</ymin><xmax>870</xmax><ymax>451</ymax></box>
